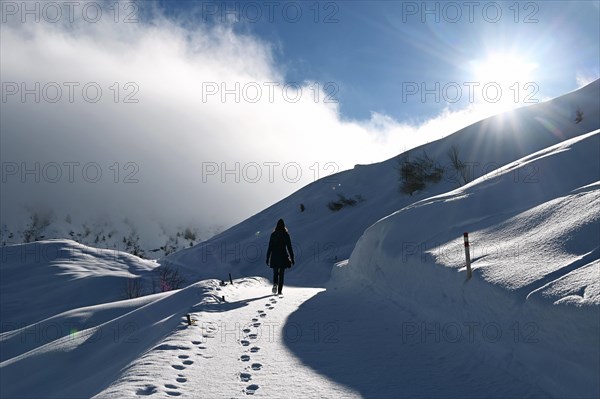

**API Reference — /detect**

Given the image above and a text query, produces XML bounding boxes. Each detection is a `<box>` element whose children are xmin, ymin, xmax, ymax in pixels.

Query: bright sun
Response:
<box><xmin>468</xmin><ymin>52</ymin><xmax>539</xmax><ymax>113</ymax></box>
<box><xmin>471</xmin><ymin>53</ymin><xmax>538</xmax><ymax>88</ymax></box>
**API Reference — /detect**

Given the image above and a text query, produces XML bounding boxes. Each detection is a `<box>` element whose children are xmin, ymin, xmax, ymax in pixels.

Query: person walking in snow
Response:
<box><xmin>266</xmin><ymin>218</ymin><xmax>295</xmax><ymax>295</ymax></box>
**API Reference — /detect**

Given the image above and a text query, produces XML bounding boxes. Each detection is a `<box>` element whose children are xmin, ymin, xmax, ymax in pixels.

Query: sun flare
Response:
<box><xmin>471</xmin><ymin>53</ymin><xmax>538</xmax><ymax>88</ymax></box>
<box><xmin>468</xmin><ymin>52</ymin><xmax>540</xmax><ymax>115</ymax></box>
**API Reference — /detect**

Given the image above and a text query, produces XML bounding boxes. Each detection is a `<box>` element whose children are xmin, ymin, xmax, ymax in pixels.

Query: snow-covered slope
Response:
<box><xmin>0</xmin><ymin>240</ymin><xmax>159</xmax><ymax>330</ymax></box>
<box><xmin>329</xmin><ymin>129</ymin><xmax>600</xmax><ymax>397</ymax></box>
<box><xmin>165</xmin><ymin>80</ymin><xmax>599</xmax><ymax>287</ymax></box>
<box><xmin>0</xmin><ymin>290</ymin><xmax>175</xmax><ymax>363</ymax></box>
<box><xmin>0</xmin><ymin>279</ymin><xmax>217</xmax><ymax>398</ymax></box>
<box><xmin>336</xmin><ymin>129</ymin><xmax>599</xmax><ymax>300</ymax></box>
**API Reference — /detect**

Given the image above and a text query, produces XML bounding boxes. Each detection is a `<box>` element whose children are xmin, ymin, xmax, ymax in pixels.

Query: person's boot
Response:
<box><xmin>272</xmin><ymin>284</ymin><xmax>277</xmax><ymax>294</ymax></box>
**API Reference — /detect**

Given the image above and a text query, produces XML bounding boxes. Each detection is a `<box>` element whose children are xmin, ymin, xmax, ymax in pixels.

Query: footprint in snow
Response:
<box><xmin>252</xmin><ymin>318</ymin><xmax>258</xmax><ymax>322</ymax></box>
<box><xmin>182</xmin><ymin>360</ymin><xmax>194</xmax><ymax>365</ymax></box>
<box><xmin>164</xmin><ymin>384</ymin><xmax>178</xmax><ymax>389</ymax></box>
<box><xmin>204</xmin><ymin>324</ymin><xmax>218</xmax><ymax>332</ymax></box>
<box><xmin>248</xmin><ymin>334</ymin><xmax>258</xmax><ymax>340</ymax></box>
<box><xmin>171</xmin><ymin>364</ymin><xmax>185</xmax><ymax>370</ymax></box>
<box><xmin>270</xmin><ymin>298</ymin><xmax>277</xmax><ymax>303</ymax></box>
<box><xmin>259</xmin><ymin>313</ymin><xmax>267</xmax><ymax>318</ymax></box>
<box><xmin>176</xmin><ymin>377</ymin><xmax>187</xmax><ymax>383</ymax></box>
<box><xmin>165</xmin><ymin>391</ymin><xmax>181</xmax><ymax>397</ymax></box>
<box><xmin>251</xmin><ymin>363</ymin><xmax>262</xmax><ymax>371</ymax></box>
<box><xmin>178</xmin><ymin>355</ymin><xmax>189</xmax><ymax>359</ymax></box>
<box><xmin>240</xmin><ymin>340</ymin><xmax>250</xmax><ymax>346</ymax></box>
<box><xmin>154</xmin><ymin>344</ymin><xmax>191</xmax><ymax>351</ymax></box>
<box><xmin>257</xmin><ymin>310</ymin><xmax>265</xmax><ymax>314</ymax></box>
<box><xmin>243</xmin><ymin>328</ymin><xmax>251</xmax><ymax>333</ymax></box>
<box><xmin>253</xmin><ymin>322</ymin><xmax>261</xmax><ymax>327</ymax></box>
<box><xmin>135</xmin><ymin>385</ymin><xmax>157</xmax><ymax>395</ymax></box>
<box><xmin>240</xmin><ymin>355</ymin><xmax>250</xmax><ymax>362</ymax></box>
<box><xmin>244</xmin><ymin>384</ymin><xmax>260</xmax><ymax>395</ymax></box>
<box><xmin>240</xmin><ymin>372</ymin><xmax>252</xmax><ymax>382</ymax></box>
<box><xmin>250</xmin><ymin>347</ymin><xmax>260</xmax><ymax>353</ymax></box>
<box><xmin>191</xmin><ymin>341</ymin><xmax>202</xmax><ymax>345</ymax></box>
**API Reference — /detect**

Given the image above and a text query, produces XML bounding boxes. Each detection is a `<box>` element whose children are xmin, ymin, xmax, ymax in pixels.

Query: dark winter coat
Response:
<box><xmin>266</xmin><ymin>230</ymin><xmax>294</xmax><ymax>269</ymax></box>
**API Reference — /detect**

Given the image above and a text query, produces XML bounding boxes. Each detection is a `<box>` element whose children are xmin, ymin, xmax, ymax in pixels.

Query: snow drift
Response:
<box><xmin>0</xmin><ymin>239</ymin><xmax>159</xmax><ymax>330</ymax></box>
<box><xmin>332</xmin><ymin>130</ymin><xmax>600</xmax><ymax>397</ymax></box>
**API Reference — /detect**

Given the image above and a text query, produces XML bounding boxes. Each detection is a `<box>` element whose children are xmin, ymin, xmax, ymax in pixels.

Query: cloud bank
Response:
<box><xmin>0</xmin><ymin>3</ymin><xmax>509</xmax><ymax>239</ymax></box>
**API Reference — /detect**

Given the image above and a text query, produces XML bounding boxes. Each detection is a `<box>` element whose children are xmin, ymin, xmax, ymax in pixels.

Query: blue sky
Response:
<box><xmin>156</xmin><ymin>0</ymin><xmax>599</xmax><ymax>121</ymax></box>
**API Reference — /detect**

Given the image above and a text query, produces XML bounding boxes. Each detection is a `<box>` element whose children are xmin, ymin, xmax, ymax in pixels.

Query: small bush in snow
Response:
<box><xmin>575</xmin><ymin>108</ymin><xmax>584</xmax><ymax>124</ymax></box>
<box><xmin>123</xmin><ymin>278</ymin><xmax>144</xmax><ymax>299</ymax></box>
<box><xmin>153</xmin><ymin>265</ymin><xmax>185</xmax><ymax>292</ymax></box>
<box><xmin>447</xmin><ymin>145</ymin><xmax>471</xmax><ymax>186</ymax></box>
<box><xmin>398</xmin><ymin>151</ymin><xmax>443</xmax><ymax>196</ymax></box>
<box><xmin>327</xmin><ymin>194</ymin><xmax>364</xmax><ymax>211</ymax></box>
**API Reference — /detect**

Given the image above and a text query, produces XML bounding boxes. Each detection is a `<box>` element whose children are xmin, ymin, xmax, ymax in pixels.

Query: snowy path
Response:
<box><xmin>95</xmin><ymin>279</ymin><xmax>358</xmax><ymax>398</ymax></box>
<box><xmin>0</xmin><ymin>274</ymin><xmax>567</xmax><ymax>398</ymax></box>
<box><xmin>93</xmin><ymin>277</ymin><xmax>549</xmax><ymax>398</ymax></box>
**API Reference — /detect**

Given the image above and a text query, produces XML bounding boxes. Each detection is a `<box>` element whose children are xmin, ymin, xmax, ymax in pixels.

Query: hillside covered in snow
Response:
<box><xmin>1</xmin><ymin>80</ymin><xmax>599</xmax><ymax>398</ymax></box>
<box><xmin>165</xmin><ymin>80</ymin><xmax>599</xmax><ymax>286</ymax></box>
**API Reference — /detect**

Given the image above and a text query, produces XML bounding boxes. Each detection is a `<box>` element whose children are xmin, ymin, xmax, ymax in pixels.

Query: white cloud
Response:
<box><xmin>0</xmin><ymin>9</ymin><xmax>515</xmax><ymax>235</ymax></box>
<box><xmin>576</xmin><ymin>70</ymin><xmax>600</xmax><ymax>88</ymax></box>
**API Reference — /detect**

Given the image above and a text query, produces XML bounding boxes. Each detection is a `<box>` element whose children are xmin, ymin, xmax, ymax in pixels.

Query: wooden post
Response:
<box><xmin>222</xmin><ymin>295</ymin><xmax>225</xmax><ymax>302</ymax></box>
<box><xmin>463</xmin><ymin>232</ymin><xmax>472</xmax><ymax>280</ymax></box>
<box><xmin>186</xmin><ymin>314</ymin><xmax>192</xmax><ymax>325</ymax></box>
<box><xmin>229</xmin><ymin>273</ymin><xmax>233</xmax><ymax>285</ymax></box>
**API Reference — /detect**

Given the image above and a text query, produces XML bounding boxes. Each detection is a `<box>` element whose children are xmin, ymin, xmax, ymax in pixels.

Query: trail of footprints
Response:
<box><xmin>161</xmin><ymin>325</ymin><xmax>215</xmax><ymax>396</ymax></box>
<box><xmin>240</xmin><ymin>296</ymin><xmax>279</xmax><ymax>395</ymax></box>
<box><xmin>166</xmin><ymin>322</ymin><xmax>219</xmax><ymax>396</ymax></box>
<box><xmin>135</xmin><ymin>317</ymin><xmax>218</xmax><ymax>397</ymax></box>
<box><xmin>135</xmin><ymin>295</ymin><xmax>281</xmax><ymax>397</ymax></box>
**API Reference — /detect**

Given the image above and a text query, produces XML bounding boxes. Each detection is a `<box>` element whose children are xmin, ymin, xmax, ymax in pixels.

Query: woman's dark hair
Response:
<box><xmin>274</xmin><ymin>218</ymin><xmax>287</xmax><ymax>232</ymax></box>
